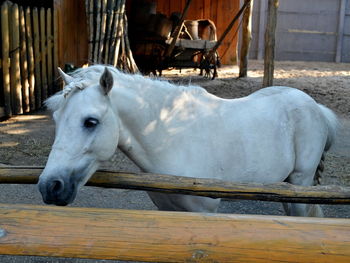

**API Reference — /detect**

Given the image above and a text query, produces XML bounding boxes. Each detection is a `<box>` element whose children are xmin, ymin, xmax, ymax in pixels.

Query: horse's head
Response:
<box><xmin>38</xmin><ymin>67</ymin><xmax>119</xmax><ymax>205</ymax></box>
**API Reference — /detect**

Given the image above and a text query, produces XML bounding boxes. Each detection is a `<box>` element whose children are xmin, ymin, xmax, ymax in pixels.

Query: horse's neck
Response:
<box><xmin>111</xmin><ymin>78</ymin><xmax>196</xmax><ymax>170</ymax></box>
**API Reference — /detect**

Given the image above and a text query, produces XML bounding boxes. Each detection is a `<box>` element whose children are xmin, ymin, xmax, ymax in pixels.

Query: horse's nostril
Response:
<box><xmin>49</xmin><ymin>179</ymin><xmax>64</xmax><ymax>195</ymax></box>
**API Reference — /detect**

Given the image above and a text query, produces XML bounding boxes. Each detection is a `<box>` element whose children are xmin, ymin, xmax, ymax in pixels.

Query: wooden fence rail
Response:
<box><xmin>0</xmin><ymin>203</ymin><xmax>350</xmax><ymax>262</ymax></box>
<box><xmin>0</xmin><ymin>1</ymin><xmax>58</xmax><ymax>118</ymax></box>
<box><xmin>1</xmin><ymin>166</ymin><xmax>350</xmax><ymax>204</ymax></box>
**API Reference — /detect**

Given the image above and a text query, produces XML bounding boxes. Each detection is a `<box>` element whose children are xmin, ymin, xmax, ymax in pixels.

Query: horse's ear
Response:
<box><xmin>100</xmin><ymin>67</ymin><xmax>113</xmax><ymax>95</ymax></box>
<box><xmin>58</xmin><ymin>67</ymin><xmax>73</xmax><ymax>85</ymax></box>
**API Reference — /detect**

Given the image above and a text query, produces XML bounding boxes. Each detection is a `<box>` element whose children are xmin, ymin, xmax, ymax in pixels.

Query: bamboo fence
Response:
<box><xmin>85</xmin><ymin>0</ymin><xmax>138</xmax><ymax>73</ymax></box>
<box><xmin>0</xmin><ymin>1</ymin><xmax>58</xmax><ymax>118</ymax></box>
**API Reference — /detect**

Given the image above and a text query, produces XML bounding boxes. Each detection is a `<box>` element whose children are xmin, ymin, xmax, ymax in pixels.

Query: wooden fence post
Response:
<box><xmin>10</xmin><ymin>3</ymin><xmax>23</xmax><ymax>114</ymax></box>
<box><xmin>335</xmin><ymin>0</ymin><xmax>346</xmax><ymax>62</ymax></box>
<box><xmin>32</xmin><ymin>7</ymin><xmax>42</xmax><ymax>108</ymax></box>
<box><xmin>40</xmin><ymin>7</ymin><xmax>48</xmax><ymax>101</ymax></box>
<box><xmin>53</xmin><ymin>7</ymin><xmax>59</xmax><ymax>91</ymax></box>
<box><xmin>25</xmin><ymin>7</ymin><xmax>36</xmax><ymax>111</ymax></box>
<box><xmin>262</xmin><ymin>0</ymin><xmax>278</xmax><ymax>88</ymax></box>
<box><xmin>93</xmin><ymin>0</ymin><xmax>102</xmax><ymax>63</ymax></box>
<box><xmin>1</xmin><ymin>1</ymin><xmax>12</xmax><ymax>116</ymax></box>
<box><xmin>46</xmin><ymin>8</ymin><xmax>53</xmax><ymax>95</ymax></box>
<box><xmin>19</xmin><ymin>6</ymin><xmax>30</xmax><ymax>113</ymax></box>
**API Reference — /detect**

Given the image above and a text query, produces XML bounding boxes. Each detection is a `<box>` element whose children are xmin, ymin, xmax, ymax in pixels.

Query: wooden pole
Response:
<box><xmin>1</xmin><ymin>1</ymin><xmax>12</xmax><ymax>116</ymax></box>
<box><xmin>98</xmin><ymin>0</ymin><xmax>107</xmax><ymax>63</ymax></box>
<box><xmin>257</xmin><ymin>0</ymin><xmax>266</xmax><ymax>60</ymax></box>
<box><xmin>123</xmin><ymin>13</ymin><xmax>138</xmax><ymax>73</ymax></box>
<box><xmin>25</xmin><ymin>7</ymin><xmax>35</xmax><ymax>110</ymax></box>
<box><xmin>93</xmin><ymin>0</ymin><xmax>102</xmax><ymax>63</ymax></box>
<box><xmin>40</xmin><ymin>7</ymin><xmax>48</xmax><ymax>101</ymax></box>
<box><xmin>335</xmin><ymin>0</ymin><xmax>346</xmax><ymax>63</ymax></box>
<box><xmin>262</xmin><ymin>0</ymin><xmax>278</xmax><ymax>87</ymax></box>
<box><xmin>46</xmin><ymin>8</ymin><xmax>53</xmax><ymax>95</ymax></box>
<box><xmin>2</xmin><ymin>166</ymin><xmax>350</xmax><ymax>204</ymax></box>
<box><xmin>103</xmin><ymin>0</ymin><xmax>115</xmax><ymax>64</ymax></box>
<box><xmin>239</xmin><ymin>0</ymin><xmax>253</xmax><ymax>78</ymax></box>
<box><xmin>53</xmin><ymin>7</ymin><xmax>59</xmax><ymax>91</ymax></box>
<box><xmin>109</xmin><ymin>0</ymin><xmax>121</xmax><ymax>65</ymax></box>
<box><xmin>0</xmin><ymin>203</ymin><xmax>350</xmax><ymax>262</ymax></box>
<box><xmin>112</xmin><ymin>0</ymin><xmax>125</xmax><ymax>67</ymax></box>
<box><xmin>19</xmin><ymin>6</ymin><xmax>30</xmax><ymax>113</ymax></box>
<box><xmin>32</xmin><ymin>7</ymin><xmax>42</xmax><ymax>108</ymax></box>
<box><xmin>10</xmin><ymin>3</ymin><xmax>23</xmax><ymax>114</ymax></box>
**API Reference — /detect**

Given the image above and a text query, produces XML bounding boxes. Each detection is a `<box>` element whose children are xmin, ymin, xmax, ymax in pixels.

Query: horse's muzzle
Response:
<box><xmin>38</xmin><ymin>176</ymin><xmax>77</xmax><ymax>206</ymax></box>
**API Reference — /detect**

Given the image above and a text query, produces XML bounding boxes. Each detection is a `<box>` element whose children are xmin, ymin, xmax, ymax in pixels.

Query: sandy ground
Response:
<box><xmin>0</xmin><ymin>60</ymin><xmax>349</xmax><ymax>262</ymax></box>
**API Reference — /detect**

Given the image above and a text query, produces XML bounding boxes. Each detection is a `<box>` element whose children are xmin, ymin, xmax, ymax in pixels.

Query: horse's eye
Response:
<box><xmin>84</xmin><ymin>117</ymin><xmax>99</xmax><ymax>129</ymax></box>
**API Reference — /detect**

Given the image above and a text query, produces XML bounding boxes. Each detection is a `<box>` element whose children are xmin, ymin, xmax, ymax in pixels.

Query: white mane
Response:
<box><xmin>45</xmin><ymin>65</ymin><xmax>208</xmax><ymax>112</ymax></box>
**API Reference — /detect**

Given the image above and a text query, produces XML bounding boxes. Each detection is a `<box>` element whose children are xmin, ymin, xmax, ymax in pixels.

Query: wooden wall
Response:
<box><xmin>52</xmin><ymin>0</ymin><xmax>240</xmax><ymax>68</ymax></box>
<box><xmin>53</xmin><ymin>0</ymin><xmax>88</xmax><ymax>68</ymax></box>
<box><xmin>128</xmin><ymin>0</ymin><xmax>241</xmax><ymax>65</ymax></box>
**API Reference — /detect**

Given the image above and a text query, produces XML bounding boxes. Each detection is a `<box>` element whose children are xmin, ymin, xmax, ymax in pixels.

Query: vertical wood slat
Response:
<box><xmin>40</xmin><ymin>8</ymin><xmax>47</xmax><ymax>101</ymax></box>
<box><xmin>85</xmin><ymin>0</ymin><xmax>92</xmax><ymax>63</ymax></box>
<box><xmin>46</xmin><ymin>8</ymin><xmax>53</xmax><ymax>96</ymax></box>
<box><xmin>98</xmin><ymin>0</ymin><xmax>107</xmax><ymax>63</ymax></box>
<box><xmin>25</xmin><ymin>7</ymin><xmax>35</xmax><ymax>111</ymax></box>
<box><xmin>32</xmin><ymin>7</ymin><xmax>42</xmax><ymax>108</ymax></box>
<box><xmin>10</xmin><ymin>3</ymin><xmax>22</xmax><ymax>114</ymax></box>
<box><xmin>88</xmin><ymin>0</ymin><xmax>95</xmax><ymax>64</ymax></box>
<box><xmin>53</xmin><ymin>7</ymin><xmax>59</xmax><ymax>91</ymax></box>
<box><xmin>19</xmin><ymin>6</ymin><xmax>30</xmax><ymax>113</ymax></box>
<box><xmin>335</xmin><ymin>0</ymin><xmax>346</xmax><ymax>62</ymax></box>
<box><xmin>1</xmin><ymin>2</ymin><xmax>12</xmax><ymax>116</ymax></box>
<box><xmin>109</xmin><ymin>0</ymin><xmax>121</xmax><ymax>65</ymax></box>
<box><xmin>263</xmin><ymin>0</ymin><xmax>278</xmax><ymax>88</ymax></box>
<box><xmin>103</xmin><ymin>0</ymin><xmax>115</xmax><ymax>64</ymax></box>
<box><xmin>113</xmin><ymin>0</ymin><xmax>126</xmax><ymax>67</ymax></box>
<box><xmin>93</xmin><ymin>0</ymin><xmax>102</xmax><ymax>63</ymax></box>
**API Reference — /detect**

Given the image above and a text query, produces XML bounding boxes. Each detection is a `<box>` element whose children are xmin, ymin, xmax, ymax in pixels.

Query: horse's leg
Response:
<box><xmin>147</xmin><ymin>192</ymin><xmax>221</xmax><ymax>213</ymax></box>
<box><xmin>283</xmin><ymin>170</ymin><xmax>324</xmax><ymax>217</ymax></box>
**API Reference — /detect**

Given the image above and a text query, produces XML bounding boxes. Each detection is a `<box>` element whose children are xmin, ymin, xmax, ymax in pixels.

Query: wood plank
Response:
<box><xmin>2</xmin><ymin>166</ymin><xmax>350</xmax><ymax>204</ymax></box>
<box><xmin>263</xmin><ymin>0</ymin><xmax>278</xmax><ymax>87</ymax></box>
<box><xmin>40</xmin><ymin>7</ymin><xmax>48</xmax><ymax>102</ymax></box>
<box><xmin>1</xmin><ymin>1</ymin><xmax>12</xmax><ymax>116</ymax></box>
<box><xmin>46</xmin><ymin>8</ymin><xmax>53</xmax><ymax>95</ymax></box>
<box><xmin>0</xmin><ymin>203</ymin><xmax>350</xmax><ymax>262</ymax></box>
<box><xmin>25</xmin><ymin>7</ymin><xmax>35</xmax><ymax>110</ymax></box>
<box><xmin>19</xmin><ymin>6</ymin><xmax>30</xmax><ymax>113</ymax></box>
<box><xmin>336</xmin><ymin>0</ymin><xmax>346</xmax><ymax>62</ymax></box>
<box><xmin>32</xmin><ymin>7</ymin><xmax>42</xmax><ymax>108</ymax></box>
<box><xmin>203</xmin><ymin>0</ymin><xmax>211</xmax><ymax>19</ymax></box>
<box><xmin>10</xmin><ymin>3</ymin><xmax>23</xmax><ymax>114</ymax></box>
<box><xmin>216</xmin><ymin>0</ymin><xmax>240</xmax><ymax>65</ymax></box>
<box><xmin>165</xmin><ymin>38</ymin><xmax>216</xmax><ymax>49</ymax></box>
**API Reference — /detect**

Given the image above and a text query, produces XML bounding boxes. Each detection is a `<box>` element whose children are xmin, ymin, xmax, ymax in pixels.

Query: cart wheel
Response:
<box><xmin>200</xmin><ymin>51</ymin><xmax>219</xmax><ymax>80</ymax></box>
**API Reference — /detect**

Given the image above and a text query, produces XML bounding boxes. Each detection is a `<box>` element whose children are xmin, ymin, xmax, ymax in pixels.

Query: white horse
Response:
<box><xmin>38</xmin><ymin>65</ymin><xmax>338</xmax><ymax>217</ymax></box>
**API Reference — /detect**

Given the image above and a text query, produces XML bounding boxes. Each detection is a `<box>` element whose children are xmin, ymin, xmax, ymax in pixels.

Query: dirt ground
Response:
<box><xmin>0</xmin><ymin>60</ymin><xmax>349</xmax><ymax>262</ymax></box>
